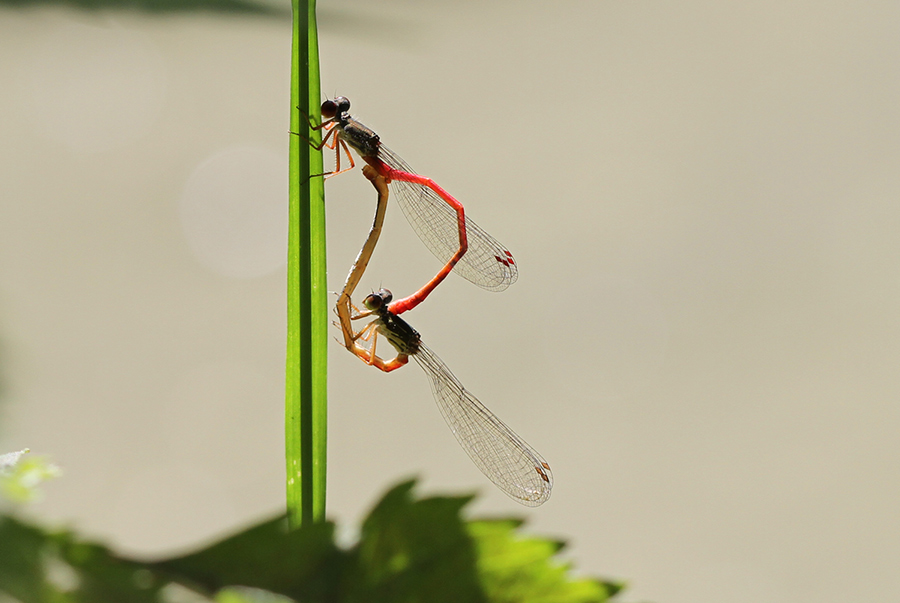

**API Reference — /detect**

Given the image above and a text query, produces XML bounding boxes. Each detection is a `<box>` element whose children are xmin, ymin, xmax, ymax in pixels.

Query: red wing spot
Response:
<box><xmin>505</xmin><ymin>250</ymin><xmax>513</xmax><ymax>258</ymax></box>
<box><xmin>494</xmin><ymin>256</ymin><xmax>510</xmax><ymax>267</ymax></box>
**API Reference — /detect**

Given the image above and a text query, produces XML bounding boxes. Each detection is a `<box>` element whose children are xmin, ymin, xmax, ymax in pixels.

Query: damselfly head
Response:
<box><xmin>363</xmin><ymin>288</ymin><xmax>392</xmax><ymax>311</ymax></box>
<box><xmin>321</xmin><ymin>97</ymin><xmax>350</xmax><ymax>119</ymax></box>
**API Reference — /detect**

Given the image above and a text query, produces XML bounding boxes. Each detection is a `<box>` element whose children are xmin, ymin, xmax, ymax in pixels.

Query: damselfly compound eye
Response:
<box><xmin>335</xmin><ymin>97</ymin><xmax>351</xmax><ymax>114</ymax></box>
<box><xmin>320</xmin><ymin>100</ymin><xmax>337</xmax><ymax>119</ymax></box>
<box><xmin>363</xmin><ymin>292</ymin><xmax>383</xmax><ymax>311</ymax></box>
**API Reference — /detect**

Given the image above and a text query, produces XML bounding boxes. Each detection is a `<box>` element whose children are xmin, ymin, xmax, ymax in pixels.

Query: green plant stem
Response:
<box><xmin>286</xmin><ymin>0</ymin><xmax>325</xmax><ymax>527</ymax></box>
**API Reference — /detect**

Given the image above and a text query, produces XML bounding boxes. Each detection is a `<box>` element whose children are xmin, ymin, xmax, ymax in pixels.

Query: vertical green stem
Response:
<box><xmin>286</xmin><ymin>0</ymin><xmax>325</xmax><ymax>527</ymax></box>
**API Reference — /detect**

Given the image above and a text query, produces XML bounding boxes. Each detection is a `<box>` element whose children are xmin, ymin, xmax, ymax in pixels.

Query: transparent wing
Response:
<box><xmin>378</xmin><ymin>145</ymin><xmax>518</xmax><ymax>292</ymax></box>
<box><xmin>413</xmin><ymin>343</ymin><xmax>552</xmax><ymax>506</ymax></box>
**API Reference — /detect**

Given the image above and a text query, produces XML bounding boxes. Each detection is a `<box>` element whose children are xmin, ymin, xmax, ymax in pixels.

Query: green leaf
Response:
<box><xmin>156</xmin><ymin>515</ymin><xmax>341</xmax><ymax>601</ymax></box>
<box><xmin>0</xmin><ymin>479</ymin><xmax>625</xmax><ymax>603</ymax></box>
<box><xmin>0</xmin><ymin>450</ymin><xmax>61</xmax><ymax>504</ymax></box>
<box><xmin>54</xmin><ymin>535</ymin><xmax>163</xmax><ymax>603</ymax></box>
<box><xmin>470</xmin><ymin>520</ymin><xmax>624</xmax><ymax>603</ymax></box>
<box><xmin>344</xmin><ymin>480</ymin><xmax>486</xmax><ymax>603</ymax></box>
<box><xmin>0</xmin><ymin>516</ymin><xmax>65</xmax><ymax>603</ymax></box>
<box><xmin>0</xmin><ymin>515</ymin><xmax>164</xmax><ymax>603</ymax></box>
<box><xmin>216</xmin><ymin>586</ymin><xmax>296</xmax><ymax>603</ymax></box>
<box><xmin>285</xmin><ymin>0</ymin><xmax>326</xmax><ymax>527</ymax></box>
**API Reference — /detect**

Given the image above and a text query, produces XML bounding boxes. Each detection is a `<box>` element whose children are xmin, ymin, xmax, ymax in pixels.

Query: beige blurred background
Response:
<box><xmin>2</xmin><ymin>1</ymin><xmax>899</xmax><ymax>601</ymax></box>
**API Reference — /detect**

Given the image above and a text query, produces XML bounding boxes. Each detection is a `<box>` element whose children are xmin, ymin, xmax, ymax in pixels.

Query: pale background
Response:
<box><xmin>1</xmin><ymin>1</ymin><xmax>899</xmax><ymax>602</ymax></box>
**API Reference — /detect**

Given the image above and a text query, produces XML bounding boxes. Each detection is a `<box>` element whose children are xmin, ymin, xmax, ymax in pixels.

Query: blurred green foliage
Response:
<box><xmin>0</xmin><ymin>479</ymin><xmax>624</xmax><ymax>603</ymax></box>
<box><xmin>0</xmin><ymin>450</ymin><xmax>60</xmax><ymax>503</ymax></box>
<box><xmin>0</xmin><ymin>0</ymin><xmax>288</xmax><ymax>17</ymax></box>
